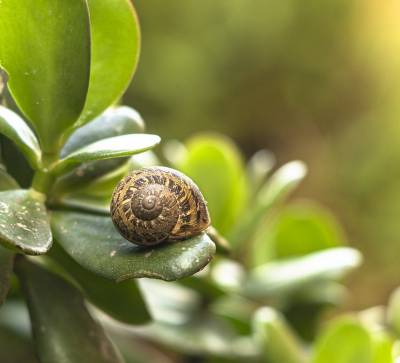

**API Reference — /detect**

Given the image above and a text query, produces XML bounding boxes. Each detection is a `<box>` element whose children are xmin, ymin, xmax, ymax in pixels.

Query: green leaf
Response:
<box><xmin>244</xmin><ymin>247</ymin><xmax>362</xmax><ymax>299</ymax></box>
<box><xmin>253</xmin><ymin>307</ymin><xmax>307</xmax><ymax>363</ymax></box>
<box><xmin>0</xmin><ymin>167</ymin><xmax>19</xmax><ymax>190</ymax></box>
<box><xmin>0</xmin><ymin>106</ymin><xmax>41</xmax><ymax>169</ymax></box>
<box><xmin>53</xmin><ymin>107</ymin><xmax>146</xmax><ymax>195</ymax></box>
<box><xmin>138</xmin><ymin>279</ymin><xmax>202</xmax><ymax>324</ymax></box>
<box><xmin>371</xmin><ymin>331</ymin><xmax>393</xmax><ymax>363</ymax></box>
<box><xmin>0</xmin><ymin>246</ymin><xmax>14</xmax><ymax>305</ymax></box>
<box><xmin>0</xmin><ymin>168</ymin><xmax>17</xmax><ymax>306</ymax></box>
<box><xmin>211</xmin><ymin>295</ymin><xmax>255</xmax><ymax>335</ymax></box>
<box><xmin>246</xmin><ymin>149</ymin><xmax>275</xmax><ymax>193</ymax></box>
<box><xmin>54</xmin><ymin>152</ymin><xmax>160</xmax><ymax>207</ymax></box>
<box><xmin>0</xmin><ymin>0</ymin><xmax>91</xmax><ymax>152</ymax></box>
<box><xmin>251</xmin><ymin>201</ymin><xmax>347</xmax><ymax>267</ymax></box>
<box><xmin>122</xmin><ymin>313</ymin><xmax>259</xmax><ymax>359</ymax></box>
<box><xmin>387</xmin><ymin>286</ymin><xmax>400</xmax><ymax>336</ymax></box>
<box><xmin>69</xmin><ymin>161</ymin><xmax>130</xmax><ymax>199</ymax></box>
<box><xmin>48</xmin><ymin>242</ymin><xmax>151</xmax><ymax>325</ymax></box>
<box><xmin>55</xmin><ymin>194</ymin><xmax>110</xmax><ymax>215</ymax></box>
<box><xmin>0</xmin><ymin>190</ymin><xmax>52</xmax><ymax>255</ymax></box>
<box><xmin>15</xmin><ymin>258</ymin><xmax>124</xmax><ymax>363</ymax></box>
<box><xmin>77</xmin><ymin>0</ymin><xmax>140</xmax><ymax>126</ymax></box>
<box><xmin>312</xmin><ymin>318</ymin><xmax>373</xmax><ymax>363</ymax></box>
<box><xmin>179</xmin><ymin>134</ymin><xmax>249</xmax><ymax>235</ymax></box>
<box><xmin>52</xmin><ymin>134</ymin><xmax>161</xmax><ymax>175</ymax></box>
<box><xmin>229</xmin><ymin>161</ymin><xmax>307</xmax><ymax>248</ymax></box>
<box><xmin>62</xmin><ymin>106</ymin><xmax>145</xmax><ymax>156</ymax></box>
<box><xmin>52</xmin><ymin>159</ymin><xmax>128</xmax><ymax>197</ymax></box>
<box><xmin>51</xmin><ymin>211</ymin><xmax>216</xmax><ymax>282</ymax></box>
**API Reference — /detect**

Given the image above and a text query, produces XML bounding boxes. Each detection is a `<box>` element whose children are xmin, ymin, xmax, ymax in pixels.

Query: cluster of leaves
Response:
<box><xmin>0</xmin><ymin>1</ymin><xmax>399</xmax><ymax>363</ymax></box>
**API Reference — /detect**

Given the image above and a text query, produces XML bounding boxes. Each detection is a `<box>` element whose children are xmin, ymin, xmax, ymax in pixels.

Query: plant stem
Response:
<box><xmin>31</xmin><ymin>152</ymin><xmax>59</xmax><ymax>196</ymax></box>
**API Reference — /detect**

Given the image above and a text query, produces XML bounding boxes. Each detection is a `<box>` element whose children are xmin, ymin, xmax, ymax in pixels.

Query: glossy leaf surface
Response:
<box><xmin>77</xmin><ymin>0</ymin><xmax>140</xmax><ymax>126</ymax></box>
<box><xmin>15</xmin><ymin>258</ymin><xmax>124</xmax><ymax>363</ymax></box>
<box><xmin>179</xmin><ymin>135</ymin><xmax>248</xmax><ymax>235</ymax></box>
<box><xmin>52</xmin><ymin>134</ymin><xmax>160</xmax><ymax>175</ymax></box>
<box><xmin>251</xmin><ymin>200</ymin><xmax>346</xmax><ymax>266</ymax></box>
<box><xmin>312</xmin><ymin>318</ymin><xmax>373</xmax><ymax>363</ymax></box>
<box><xmin>62</xmin><ymin>106</ymin><xmax>145</xmax><ymax>156</ymax></box>
<box><xmin>244</xmin><ymin>248</ymin><xmax>362</xmax><ymax>299</ymax></box>
<box><xmin>229</xmin><ymin>160</ymin><xmax>307</xmax><ymax>247</ymax></box>
<box><xmin>0</xmin><ymin>106</ymin><xmax>41</xmax><ymax>169</ymax></box>
<box><xmin>55</xmin><ymin>107</ymin><xmax>146</xmax><ymax>195</ymax></box>
<box><xmin>0</xmin><ymin>190</ymin><xmax>52</xmax><ymax>255</ymax></box>
<box><xmin>0</xmin><ymin>0</ymin><xmax>91</xmax><ymax>152</ymax></box>
<box><xmin>253</xmin><ymin>307</ymin><xmax>307</xmax><ymax>363</ymax></box>
<box><xmin>51</xmin><ymin>212</ymin><xmax>216</xmax><ymax>281</ymax></box>
<box><xmin>49</xmin><ymin>242</ymin><xmax>151</xmax><ymax>325</ymax></box>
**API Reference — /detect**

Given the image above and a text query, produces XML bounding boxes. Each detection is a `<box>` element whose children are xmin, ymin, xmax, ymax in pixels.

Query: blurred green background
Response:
<box><xmin>125</xmin><ymin>0</ymin><xmax>400</xmax><ymax>310</ymax></box>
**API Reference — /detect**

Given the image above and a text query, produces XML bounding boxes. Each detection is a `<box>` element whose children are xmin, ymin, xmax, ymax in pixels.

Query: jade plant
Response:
<box><xmin>1</xmin><ymin>2</ymin><xmax>400</xmax><ymax>363</ymax></box>
<box><xmin>0</xmin><ymin>1</ymin><xmax>215</xmax><ymax>361</ymax></box>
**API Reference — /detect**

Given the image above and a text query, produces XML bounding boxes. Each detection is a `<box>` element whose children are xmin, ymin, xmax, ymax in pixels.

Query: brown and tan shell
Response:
<box><xmin>110</xmin><ymin>166</ymin><xmax>211</xmax><ymax>246</ymax></box>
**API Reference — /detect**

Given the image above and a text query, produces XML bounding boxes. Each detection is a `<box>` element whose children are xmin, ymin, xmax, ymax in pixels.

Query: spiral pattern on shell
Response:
<box><xmin>110</xmin><ymin>167</ymin><xmax>211</xmax><ymax>246</ymax></box>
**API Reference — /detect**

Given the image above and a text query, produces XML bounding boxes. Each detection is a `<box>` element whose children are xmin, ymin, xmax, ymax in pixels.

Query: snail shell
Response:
<box><xmin>110</xmin><ymin>166</ymin><xmax>211</xmax><ymax>246</ymax></box>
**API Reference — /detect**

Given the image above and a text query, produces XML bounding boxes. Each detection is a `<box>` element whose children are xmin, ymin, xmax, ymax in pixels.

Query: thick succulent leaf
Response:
<box><xmin>371</xmin><ymin>331</ymin><xmax>393</xmax><ymax>363</ymax></box>
<box><xmin>51</xmin><ymin>212</ymin><xmax>216</xmax><ymax>282</ymax></box>
<box><xmin>229</xmin><ymin>161</ymin><xmax>307</xmax><ymax>248</ymax></box>
<box><xmin>49</xmin><ymin>242</ymin><xmax>151</xmax><ymax>325</ymax></box>
<box><xmin>244</xmin><ymin>247</ymin><xmax>362</xmax><ymax>299</ymax></box>
<box><xmin>0</xmin><ymin>106</ymin><xmax>41</xmax><ymax>169</ymax></box>
<box><xmin>0</xmin><ymin>190</ymin><xmax>52</xmax><ymax>255</ymax></box>
<box><xmin>211</xmin><ymin>259</ymin><xmax>246</xmax><ymax>293</ymax></box>
<box><xmin>111</xmin><ymin>314</ymin><xmax>259</xmax><ymax>359</ymax></box>
<box><xmin>251</xmin><ymin>200</ymin><xmax>347</xmax><ymax>267</ymax></box>
<box><xmin>54</xmin><ymin>107</ymin><xmax>146</xmax><ymax>196</ymax></box>
<box><xmin>311</xmin><ymin>318</ymin><xmax>373</xmax><ymax>363</ymax></box>
<box><xmin>55</xmin><ymin>194</ymin><xmax>110</xmax><ymax>215</ymax></box>
<box><xmin>246</xmin><ymin>149</ymin><xmax>275</xmax><ymax>193</ymax></box>
<box><xmin>54</xmin><ymin>151</ymin><xmax>160</xmax><ymax>205</ymax></box>
<box><xmin>0</xmin><ymin>167</ymin><xmax>19</xmax><ymax>190</ymax></box>
<box><xmin>15</xmin><ymin>258</ymin><xmax>124</xmax><ymax>363</ymax></box>
<box><xmin>52</xmin><ymin>159</ymin><xmax>128</xmax><ymax>197</ymax></box>
<box><xmin>162</xmin><ymin>139</ymin><xmax>188</xmax><ymax>168</ymax></box>
<box><xmin>0</xmin><ymin>0</ymin><xmax>91</xmax><ymax>152</ymax></box>
<box><xmin>0</xmin><ymin>246</ymin><xmax>14</xmax><ymax>305</ymax></box>
<box><xmin>106</xmin><ymin>334</ymin><xmax>175</xmax><ymax>363</ymax></box>
<box><xmin>77</xmin><ymin>0</ymin><xmax>140</xmax><ymax>126</ymax></box>
<box><xmin>52</xmin><ymin>134</ymin><xmax>161</xmax><ymax>175</ymax></box>
<box><xmin>62</xmin><ymin>106</ymin><xmax>145</xmax><ymax>156</ymax></box>
<box><xmin>211</xmin><ymin>295</ymin><xmax>255</xmax><ymax>335</ymax></box>
<box><xmin>138</xmin><ymin>279</ymin><xmax>202</xmax><ymax>325</ymax></box>
<box><xmin>387</xmin><ymin>286</ymin><xmax>400</xmax><ymax>336</ymax></box>
<box><xmin>179</xmin><ymin>135</ymin><xmax>249</xmax><ymax>235</ymax></box>
<box><xmin>179</xmin><ymin>273</ymin><xmax>225</xmax><ymax>303</ymax></box>
<box><xmin>0</xmin><ymin>170</ymin><xmax>17</xmax><ymax>305</ymax></box>
<box><xmin>253</xmin><ymin>307</ymin><xmax>307</xmax><ymax>363</ymax></box>
<box><xmin>73</xmin><ymin>161</ymin><xmax>131</xmax><ymax>199</ymax></box>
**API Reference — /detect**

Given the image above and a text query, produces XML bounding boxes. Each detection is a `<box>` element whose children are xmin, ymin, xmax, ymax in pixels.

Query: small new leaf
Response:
<box><xmin>52</xmin><ymin>134</ymin><xmax>161</xmax><ymax>175</ymax></box>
